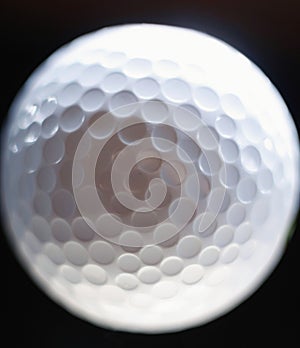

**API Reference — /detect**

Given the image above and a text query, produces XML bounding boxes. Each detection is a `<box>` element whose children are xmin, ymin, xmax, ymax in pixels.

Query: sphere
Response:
<box><xmin>1</xmin><ymin>24</ymin><xmax>299</xmax><ymax>333</ymax></box>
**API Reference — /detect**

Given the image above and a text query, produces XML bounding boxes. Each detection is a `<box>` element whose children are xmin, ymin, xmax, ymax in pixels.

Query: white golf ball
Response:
<box><xmin>1</xmin><ymin>24</ymin><xmax>299</xmax><ymax>333</ymax></box>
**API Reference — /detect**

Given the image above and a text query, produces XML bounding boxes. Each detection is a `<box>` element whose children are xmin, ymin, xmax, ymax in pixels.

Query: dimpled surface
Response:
<box><xmin>1</xmin><ymin>24</ymin><xmax>299</xmax><ymax>333</ymax></box>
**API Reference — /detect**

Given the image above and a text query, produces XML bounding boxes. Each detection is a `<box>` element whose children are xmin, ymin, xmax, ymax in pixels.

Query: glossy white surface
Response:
<box><xmin>1</xmin><ymin>24</ymin><xmax>299</xmax><ymax>333</ymax></box>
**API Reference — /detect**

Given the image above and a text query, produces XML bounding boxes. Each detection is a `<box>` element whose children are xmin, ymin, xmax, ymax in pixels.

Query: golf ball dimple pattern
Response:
<box><xmin>1</xmin><ymin>24</ymin><xmax>299</xmax><ymax>334</ymax></box>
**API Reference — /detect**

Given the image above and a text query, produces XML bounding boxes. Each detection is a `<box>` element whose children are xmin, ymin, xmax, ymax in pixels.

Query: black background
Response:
<box><xmin>0</xmin><ymin>1</ymin><xmax>299</xmax><ymax>346</ymax></box>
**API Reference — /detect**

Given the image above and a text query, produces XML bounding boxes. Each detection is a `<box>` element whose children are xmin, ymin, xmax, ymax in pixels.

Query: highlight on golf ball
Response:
<box><xmin>1</xmin><ymin>24</ymin><xmax>299</xmax><ymax>333</ymax></box>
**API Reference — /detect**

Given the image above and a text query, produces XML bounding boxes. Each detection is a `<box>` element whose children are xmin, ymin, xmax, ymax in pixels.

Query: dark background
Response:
<box><xmin>0</xmin><ymin>1</ymin><xmax>299</xmax><ymax>346</ymax></box>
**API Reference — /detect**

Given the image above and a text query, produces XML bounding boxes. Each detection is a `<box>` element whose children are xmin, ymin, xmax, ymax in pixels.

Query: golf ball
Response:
<box><xmin>1</xmin><ymin>24</ymin><xmax>299</xmax><ymax>333</ymax></box>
